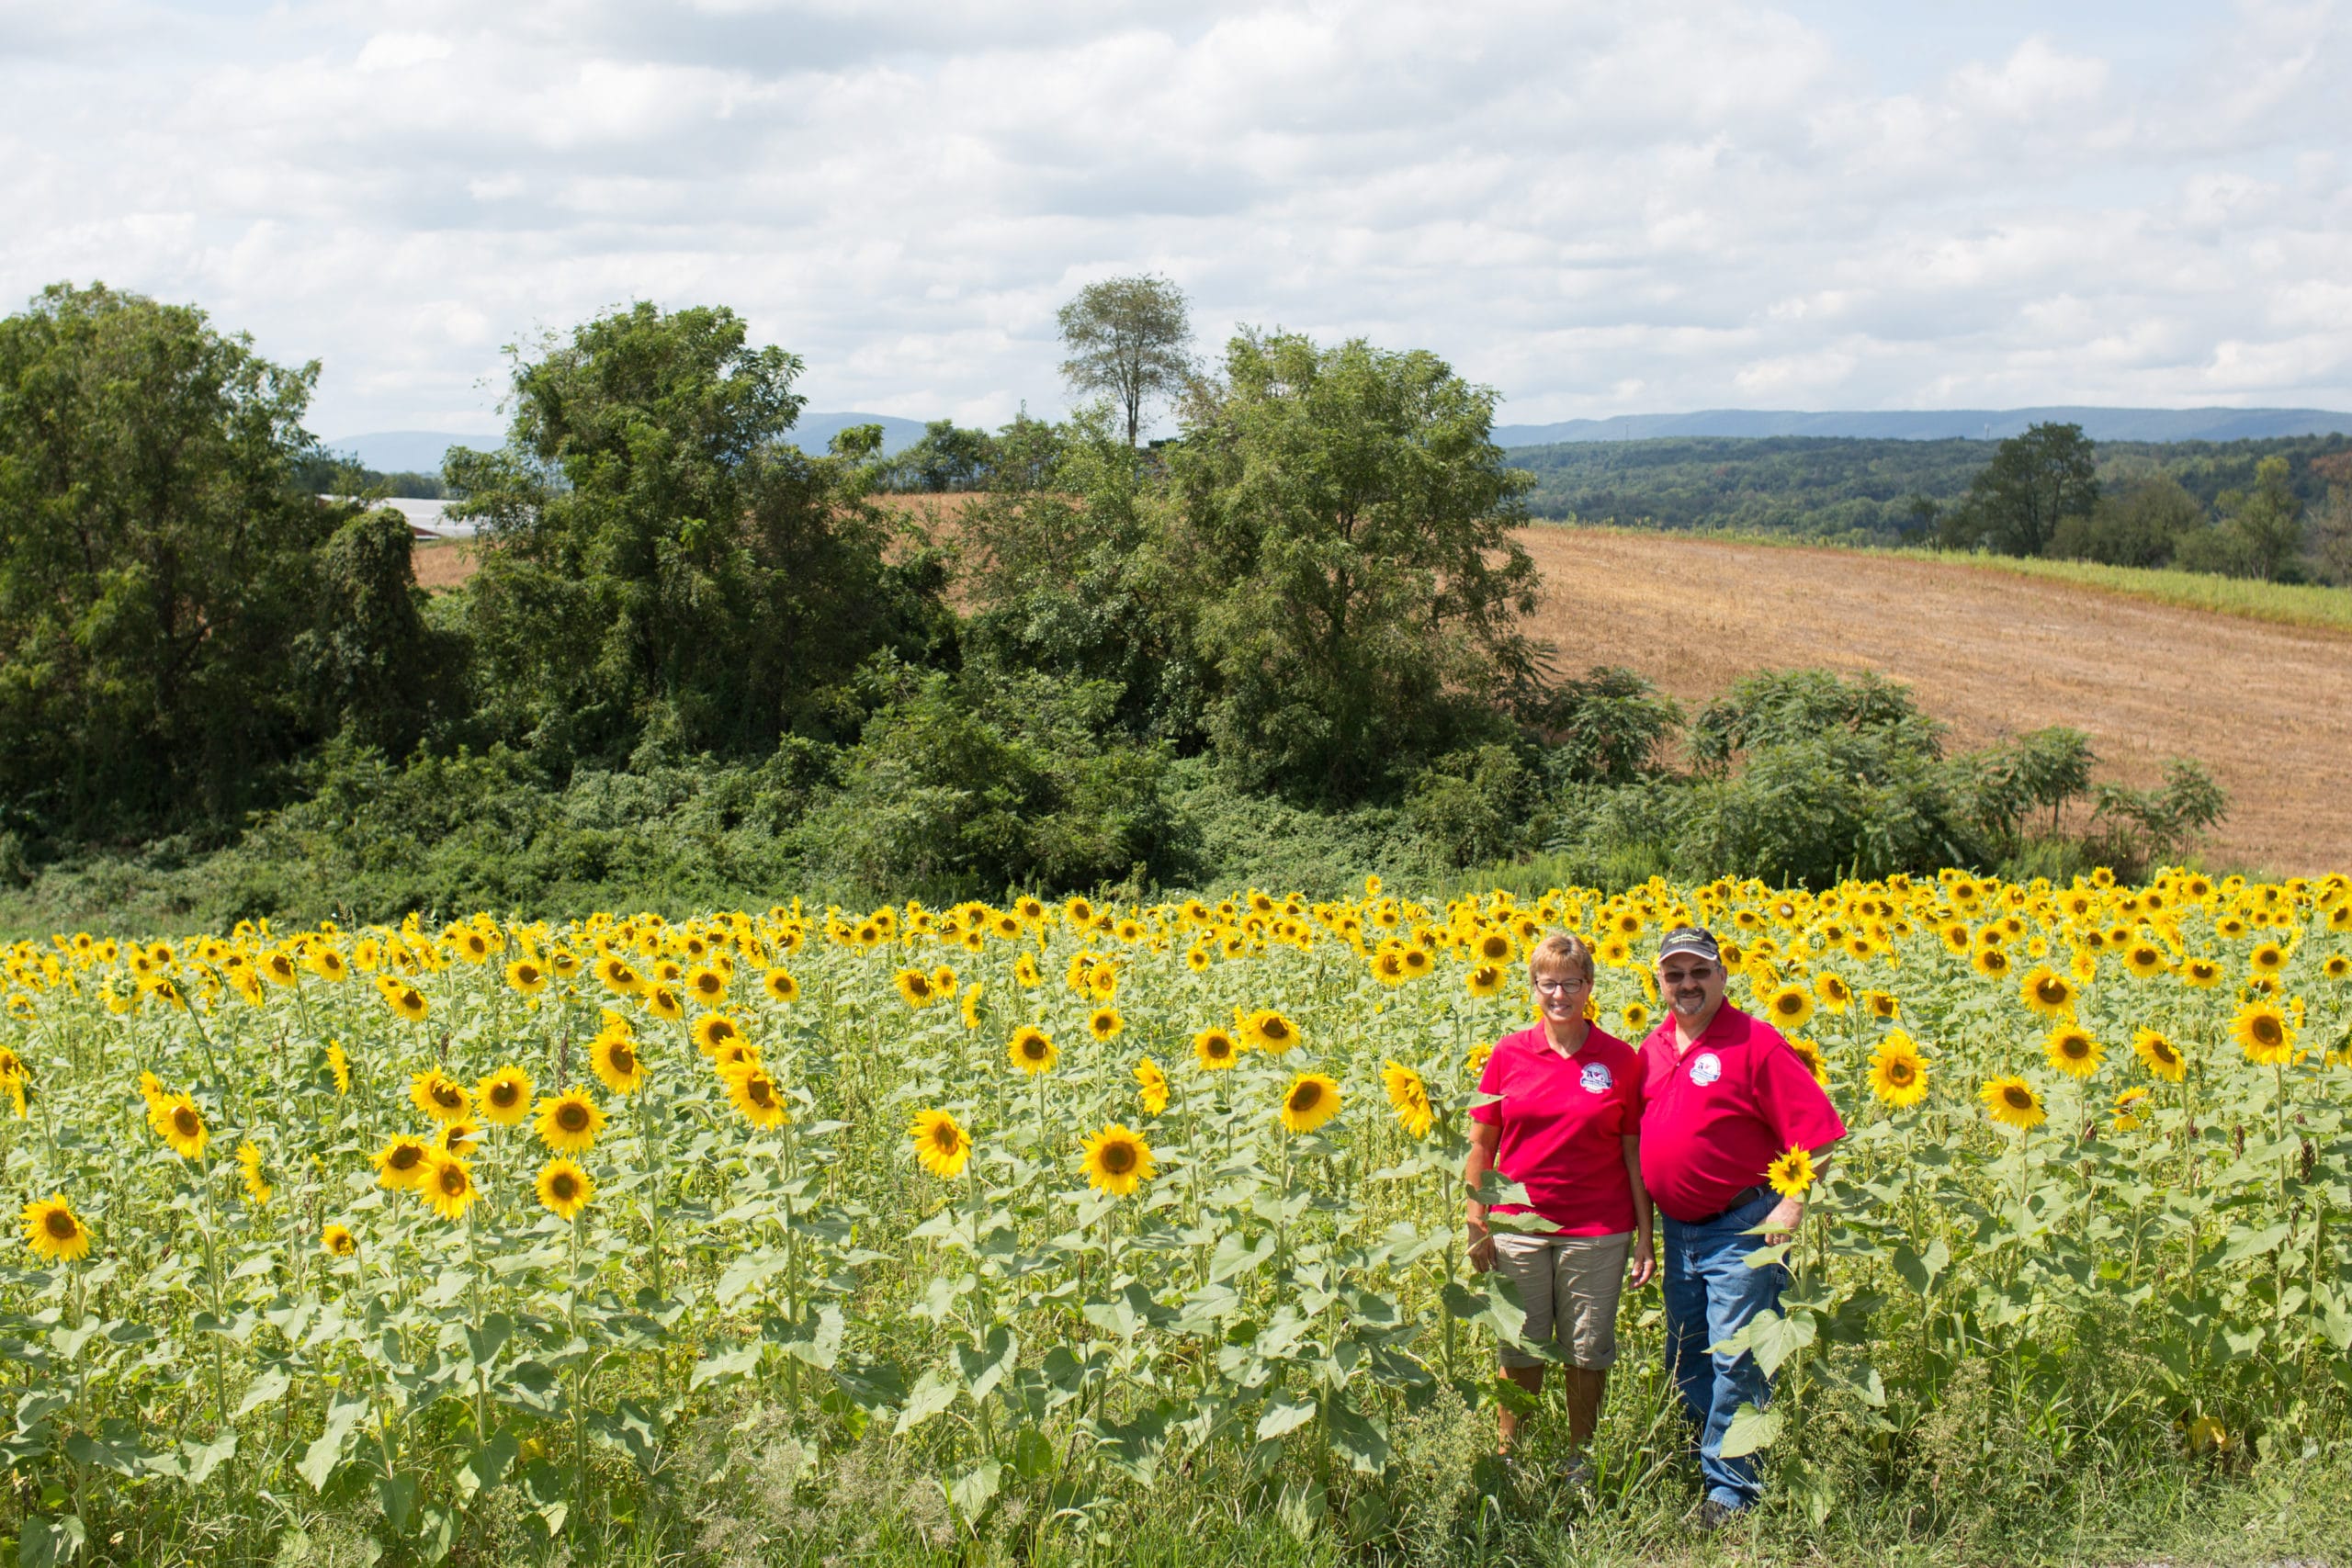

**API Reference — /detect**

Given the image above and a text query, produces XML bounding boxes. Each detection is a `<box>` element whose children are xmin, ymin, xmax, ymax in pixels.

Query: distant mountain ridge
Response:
<box><xmin>325</xmin><ymin>414</ymin><xmax>929</xmax><ymax>473</ymax></box>
<box><xmin>1491</xmin><ymin>407</ymin><xmax>2352</xmax><ymax>447</ymax></box>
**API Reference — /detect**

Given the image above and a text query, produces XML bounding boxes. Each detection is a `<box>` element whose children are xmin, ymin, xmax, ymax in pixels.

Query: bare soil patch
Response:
<box><xmin>411</xmin><ymin>539</ymin><xmax>479</xmax><ymax>592</ymax></box>
<box><xmin>1519</xmin><ymin>526</ymin><xmax>2352</xmax><ymax>874</ymax></box>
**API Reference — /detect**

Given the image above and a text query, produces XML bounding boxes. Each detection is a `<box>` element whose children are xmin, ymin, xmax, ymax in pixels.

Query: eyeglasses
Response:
<box><xmin>1532</xmin><ymin>976</ymin><xmax>1590</xmax><ymax>995</ymax></box>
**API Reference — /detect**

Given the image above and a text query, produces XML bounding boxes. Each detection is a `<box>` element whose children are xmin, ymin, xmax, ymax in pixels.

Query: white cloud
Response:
<box><xmin>0</xmin><ymin>0</ymin><xmax>2346</xmax><ymax>437</ymax></box>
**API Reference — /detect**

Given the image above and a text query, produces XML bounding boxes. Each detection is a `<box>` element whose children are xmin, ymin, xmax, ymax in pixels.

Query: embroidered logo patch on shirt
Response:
<box><xmin>1579</xmin><ymin>1062</ymin><xmax>1613</xmax><ymax>1095</ymax></box>
<box><xmin>1689</xmin><ymin>1052</ymin><xmax>1723</xmax><ymax>1087</ymax></box>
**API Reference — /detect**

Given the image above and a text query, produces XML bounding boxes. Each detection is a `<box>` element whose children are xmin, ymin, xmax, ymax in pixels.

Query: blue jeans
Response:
<box><xmin>1660</xmin><ymin>1190</ymin><xmax>1785</xmax><ymax>1511</ymax></box>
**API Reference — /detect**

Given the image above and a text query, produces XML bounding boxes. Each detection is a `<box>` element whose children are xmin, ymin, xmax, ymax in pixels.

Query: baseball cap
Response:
<box><xmin>1657</xmin><ymin>926</ymin><xmax>1722</xmax><ymax>964</ymax></box>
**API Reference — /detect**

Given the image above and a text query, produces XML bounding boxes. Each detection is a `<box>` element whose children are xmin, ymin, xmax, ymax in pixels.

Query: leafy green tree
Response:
<box><xmin>2048</xmin><ymin>475</ymin><xmax>2201</xmax><ymax>568</ymax></box>
<box><xmin>885</xmin><ymin>420</ymin><xmax>996</xmax><ymax>492</ymax></box>
<box><xmin>0</xmin><ymin>283</ymin><xmax>337</xmax><ymax>836</ymax></box>
<box><xmin>300</xmin><ymin>509</ymin><xmax>467</xmax><ymax>760</ymax></box>
<box><xmin>1057</xmin><ymin>276</ymin><xmax>1193</xmax><ymax>447</ymax></box>
<box><xmin>957</xmin><ymin>409</ymin><xmax>1209</xmax><ymax>747</ymax></box>
<box><xmin>2312</xmin><ymin>454</ymin><xmax>2352</xmax><ymax>585</ymax></box>
<box><xmin>1941</xmin><ymin>422</ymin><xmax>2099</xmax><ymax>556</ymax></box>
<box><xmin>447</xmin><ymin>301</ymin><xmax>950</xmax><ymax>764</ymax></box>
<box><xmin>1171</xmin><ymin>331</ymin><xmax>1542</xmax><ymax>803</ymax></box>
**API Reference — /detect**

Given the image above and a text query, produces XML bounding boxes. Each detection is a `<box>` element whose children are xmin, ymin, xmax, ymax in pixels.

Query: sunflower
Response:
<box><xmin>1972</xmin><ymin>947</ymin><xmax>2012</xmax><ymax>980</ymax></box>
<box><xmin>1761</xmin><ymin>983</ymin><xmax>1814</xmax><ymax>1031</ymax></box>
<box><xmin>762</xmin><ymin>967</ymin><xmax>800</xmax><ymax>1004</ymax></box>
<box><xmin>1372</xmin><ymin>949</ymin><xmax>1410</xmax><ymax>987</ymax></box>
<box><xmin>2110</xmin><ymin>1088</ymin><xmax>2152</xmax><ymax>1132</ymax></box>
<box><xmin>21</xmin><ymin>1194</ymin><xmax>90</xmax><ymax>1264</ymax></box>
<box><xmin>895</xmin><ymin>969</ymin><xmax>940</xmax><ymax>1009</ymax></box>
<box><xmin>1402</xmin><ymin>948</ymin><xmax>1434</xmax><ymax>978</ymax></box>
<box><xmin>437</xmin><ymin>1121</ymin><xmax>481</xmax><ymax>1156</ymax></box>
<box><xmin>1280</xmin><ymin>1072</ymin><xmax>1341</xmax><ymax>1134</ymax></box>
<box><xmin>536</xmin><ymin>1158</ymin><xmax>595</xmax><ymax>1221</ymax></box>
<box><xmin>1765</xmin><ymin>1144</ymin><xmax>1816</xmax><ymax>1200</ymax></box>
<box><xmin>321</xmin><ymin>1223</ymin><xmax>357</xmax><ymax>1258</ymax></box>
<box><xmin>1009</xmin><ymin>1027</ymin><xmax>1057</xmax><ymax>1076</ymax></box>
<box><xmin>477</xmin><ymin>1065</ymin><xmax>533</xmax><ymax>1125</ymax></box>
<box><xmin>372</xmin><ymin>1134</ymin><xmax>432</xmax><ymax>1190</ymax></box>
<box><xmin>2123</xmin><ymin>942</ymin><xmax>2170</xmax><ymax>980</ymax></box>
<box><xmin>2132</xmin><ymin>1027</ymin><xmax>2187</xmax><ymax>1082</ymax></box>
<box><xmin>2324</xmin><ymin>954</ymin><xmax>2351</xmax><ymax>982</ymax></box>
<box><xmin>1863</xmin><ymin>989</ymin><xmax>1899</xmax><ymax>1021</ymax></box>
<box><xmin>685</xmin><ymin>966</ymin><xmax>728</xmax><ymax>1007</ymax></box>
<box><xmin>644</xmin><ymin>984</ymin><xmax>684</xmax><ymax>1023</ymax></box>
<box><xmin>723</xmin><ymin>1065</ymin><xmax>791</xmax><ymax>1129</ymax></box>
<box><xmin>1476</xmin><ymin>930</ymin><xmax>1515</xmax><ymax>964</ymax></box>
<box><xmin>420</xmin><ymin>1154</ymin><xmax>479</xmax><ymax>1222</ymax></box>
<box><xmin>594</xmin><ymin>954</ymin><xmax>642</xmax><ymax>995</ymax></box>
<box><xmin>326</xmin><ymin>1041</ymin><xmax>352</xmax><ymax>1095</ymax></box>
<box><xmin>2249</xmin><ymin>942</ymin><xmax>2286</xmax><ymax>976</ymax></box>
<box><xmin>2231</xmin><ymin>999</ymin><xmax>2295</xmax><ymax>1066</ymax></box>
<box><xmin>1078</xmin><ymin>1122</ymin><xmax>1155</xmax><ymax>1197</ymax></box>
<box><xmin>1193</xmin><ymin>1026</ymin><xmax>1239</xmax><ymax>1071</ymax></box>
<box><xmin>591</xmin><ymin>1032</ymin><xmax>647</xmax><ymax>1095</ymax></box>
<box><xmin>712</xmin><ymin>1039</ymin><xmax>762</xmax><ymax>1075</ymax></box>
<box><xmin>1814</xmin><ymin>973</ymin><xmax>1852</xmax><ymax>1013</ymax></box>
<box><xmin>1868</xmin><ymin>1036</ymin><xmax>1928</xmax><ymax>1109</ymax></box>
<box><xmin>1981</xmin><ymin>1076</ymin><xmax>2046</xmax><ymax>1132</ymax></box>
<box><xmin>692</xmin><ymin>1013</ymin><xmax>744</xmax><ymax>1056</ymax></box>
<box><xmin>2043</xmin><ymin>1023</ymin><xmax>2103</xmax><ymax>1079</ymax></box>
<box><xmin>960</xmin><ymin>983</ymin><xmax>984</xmax><ymax>1030</ymax></box>
<box><xmin>2019</xmin><ymin>965</ymin><xmax>2076</xmax><ymax>1018</ymax></box>
<box><xmin>1185</xmin><ymin>945</ymin><xmax>1213</xmax><ymax>974</ymax></box>
<box><xmin>409</xmin><ymin>1069</ymin><xmax>470</xmax><ymax>1124</ymax></box>
<box><xmin>2180</xmin><ymin>957</ymin><xmax>2224</xmax><ymax>988</ymax></box>
<box><xmin>909</xmin><ymin>1109</ymin><xmax>973</xmax><ymax>1179</ymax></box>
<box><xmin>1787</xmin><ymin>1036</ymin><xmax>1830</xmax><ymax>1086</ymax></box>
<box><xmin>156</xmin><ymin>1094</ymin><xmax>208</xmax><ymax>1159</ymax></box>
<box><xmin>236</xmin><ymin>1141</ymin><xmax>273</xmax><ymax>1206</ymax></box>
<box><xmin>505</xmin><ymin>959</ymin><xmax>548</xmax><ymax>996</ymax></box>
<box><xmin>1621</xmin><ymin>1001</ymin><xmax>1652</xmax><ymax>1034</ymax></box>
<box><xmin>1013</xmin><ymin>953</ymin><xmax>1043</xmax><ymax>988</ymax></box>
<box><xmin>385</xmin><ymin>984</ymin><xmax>428</xmax><ymax>1022</ymax></box>
<box><xmin>535</xmin><ymin>1089</ymin><xmax>607</xmax><ymax>1155</ymax></box>
<box><xmin>1381</xmin><ymin>1060</ymin><xmax>1434</xmax><ymax>1139</ymax></box>
<box><xmin>1243</xmin><ymin>1009</ymin><xmax>1300</xmax><ymax>1055</ymax></box>
<box><xmin>1134</xmin><ymin>1057</ymin><xmax>1170</xmax><ymax>1116</ymax></box>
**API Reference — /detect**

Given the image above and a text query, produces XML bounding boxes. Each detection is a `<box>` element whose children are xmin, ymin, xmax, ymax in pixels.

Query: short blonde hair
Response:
<box><xmin>1526</xmin><ymin>931</ymin><xmax>1596</xmax><ymax>987</ymax></box>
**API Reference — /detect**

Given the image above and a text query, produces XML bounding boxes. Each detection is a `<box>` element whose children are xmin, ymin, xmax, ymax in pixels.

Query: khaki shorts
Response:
<box><xmin>1490</xmin><ymin>1230</ymin><xmax>1633</xmax><ymax>1370</ymax></box>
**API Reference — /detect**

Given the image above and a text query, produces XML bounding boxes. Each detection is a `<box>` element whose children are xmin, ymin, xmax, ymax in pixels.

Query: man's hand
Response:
<box><xmin>1761</xmin><ymin>1197</ymin><xmax>1804</xmax><ymax>1247</ymax></box>
<box><xmin>1628</xmin><ymin>1232</ymin><xmax>1657</xmax><ymax>1287</ymax></box>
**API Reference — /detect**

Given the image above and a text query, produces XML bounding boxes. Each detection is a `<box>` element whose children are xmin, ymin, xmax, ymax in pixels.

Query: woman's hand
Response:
<box><xmin>1628</xmin><ymin>1232</ymin><xmax>1657</xmax><ymax>1288</ymax></box>
<box><xmin>1467</xmin><ymin>1223</ymin><xmax>1496</xmax><ymax>1274</ymax></box>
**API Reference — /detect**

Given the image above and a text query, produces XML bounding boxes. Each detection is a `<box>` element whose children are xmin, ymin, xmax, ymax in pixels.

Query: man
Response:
<box><xmin>1636</xmin><ymin>926</ymin><xmax>1845</xmax><ymax>1528</ymax></box>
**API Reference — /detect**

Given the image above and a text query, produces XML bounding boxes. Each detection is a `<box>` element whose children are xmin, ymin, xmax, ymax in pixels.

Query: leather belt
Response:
<box><xmin>1684</xmin><ymin>1185</ymin><xmax>1771</xmax><ymax>1227</ymax></box>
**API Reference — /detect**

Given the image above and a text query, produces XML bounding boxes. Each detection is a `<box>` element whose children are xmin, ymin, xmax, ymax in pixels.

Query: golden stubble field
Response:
<box><xmin>1520</xmin><ymin>527</ymin><xmax>2352</xmax><ymax>874</ymax></box>
<box><xmin>407</xmin><ymin>514</ymin><xmax>2352</xmax><ymax>873</ymax></box>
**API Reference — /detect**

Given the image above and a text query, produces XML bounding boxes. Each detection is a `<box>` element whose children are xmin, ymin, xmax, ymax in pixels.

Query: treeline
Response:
<box><xmin>1504</xmin><ymin>430</ymin><xmax>2352</xmax><ymax>583</ymax></box>
<box><xmin>0</xmin><ymin>281</ymin><xmax>2228</xmax><ymax>924</ymax></box>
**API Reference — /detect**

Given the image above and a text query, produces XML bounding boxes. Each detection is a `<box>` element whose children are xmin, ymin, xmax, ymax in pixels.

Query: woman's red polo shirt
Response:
<box><xmin>1471</xmin><ymin>1023</ymin><xmax>1643</xmax><ymax>1235</ymax></box>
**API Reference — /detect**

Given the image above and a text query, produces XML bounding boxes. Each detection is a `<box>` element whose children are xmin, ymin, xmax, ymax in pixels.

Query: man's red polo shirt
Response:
<box><xmin>1637</xmin><ymin>1004</ymin><xmax>1845</xmax><ymax>1224</ymax></box>
<box><xmin>1471</xmin><ymin>1023</ymin><xmax>1643</xmax><ymax>1235</ymax></box>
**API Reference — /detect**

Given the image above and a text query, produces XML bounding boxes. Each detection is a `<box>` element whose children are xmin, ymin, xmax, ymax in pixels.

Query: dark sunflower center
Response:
<box><xmin>1889</xmin><ymin>1061</ymin><xmax>1915</xmax><ymax>1085</ymax></box>
<box><xmin>2253</xmin><ymin>1017</ymin><xmax>2282</xmax><ymax>1047</ymax></box>
<box><xmin>558</xmin><ymin>1104</ymin><xmax>589</xmax><ymax>1132</ymax></box>
<box><xmin>433</xmin><ymin>1085</ymin><xmax>461</xmax><ymax>1108</ymax></box>
<box><xmin>439</xmin><ymin>1168</ymin><xmax>466</xmax><ymax>1196</ymax></box>
<box><xmin>173</xmin><ymin>1108</ymin><xmax>198</xmax><ymax>1136</ymax></box>
<box><xmin>1102</xmin><ymin>1143</ymin><xmax>1136</xmax><ymax>1174</ymax></box>
<box><xmin>2038</xmin><ymin>980</ymin><xmax>2066</xmax><ymax>1003</ymax></box>
<box><xmin>609</xmin><ymin>1045</ymin><xmax>635</xmax><ymax>1074</ymax></box>
<box><xmin>2005</xmin><ymin>1088</ymin><xmax>2033</xmax><ymax>1110</ymax></box>
<box><xmin>492</xmin><ymin>1084</ymin><xmax>519</xmax><ymax>1108</ymax></box>
<box><xmin>44</xmin><ymin>1210</ymin><xmax>75</xmax><ymax>1239</ymax></box>
<box><xmin>749</xmin><ymin>1079</ymin><xmax>775</xmax><ymax>1107</ymax></box>
<box><xmin>551</xmin><ymin>1174</ymin><xmax>578</xmax><ymax>1201</ymax></box>
<box><xmin>2063</xmin><ymin>1037</ymin><xmax>2090</xmax><ymax>1058</ymax></box>
<box><xmin>391</xmin><ymin>1145</ymin><xmax>422</xmax><ymax>1170</ymax></box>
<box><xmin>1290</xmin><ymin>1086</ymin><xmax>1320</xmax><ymax>1113</ymax></box>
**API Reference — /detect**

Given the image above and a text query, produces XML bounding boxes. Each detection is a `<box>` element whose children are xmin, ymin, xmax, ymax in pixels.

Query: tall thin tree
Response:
<box><xmin>1056</xmin><ymin>276</ymin><xmax>1193</xmax><ymax>447</ymax></box>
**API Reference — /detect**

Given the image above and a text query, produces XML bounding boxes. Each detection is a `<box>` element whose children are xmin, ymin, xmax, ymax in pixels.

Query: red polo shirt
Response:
<box><xmin>1638</xmin><ymin>1005</ymin><xmax>1846</xmax><ymax>1224</ymax></box>
<box><xmin>1471</xmin><ymin>1024</ymin><xmax>1643</xmax><ymax>1235</ymax></box>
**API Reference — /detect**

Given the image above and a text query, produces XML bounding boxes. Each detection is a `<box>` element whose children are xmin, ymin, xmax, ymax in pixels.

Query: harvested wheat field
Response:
<box><xmin>1521</xmin><ymin>526</ymin><xmax>2352</xmax><ymax>874</ymax></box>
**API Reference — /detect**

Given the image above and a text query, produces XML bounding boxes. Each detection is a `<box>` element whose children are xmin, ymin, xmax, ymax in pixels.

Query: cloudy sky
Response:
<box><xmin>4</xmin><ymin>0</ymin><xmax>2346</xmax><ymax>439</ymax></box>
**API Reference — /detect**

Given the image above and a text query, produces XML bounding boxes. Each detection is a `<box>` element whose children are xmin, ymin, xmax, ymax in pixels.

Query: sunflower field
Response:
<box><xmin>3</xmin><ymin>868</ymin><xmax>2351</xmax><ymax>1565</ymax></box>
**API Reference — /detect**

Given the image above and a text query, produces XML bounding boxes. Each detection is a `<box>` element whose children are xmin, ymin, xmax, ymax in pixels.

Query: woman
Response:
<box><xmin>1465</xmin><ymin>931</ymin><xmax>1657</xmax><ymax>1466</ymax></box>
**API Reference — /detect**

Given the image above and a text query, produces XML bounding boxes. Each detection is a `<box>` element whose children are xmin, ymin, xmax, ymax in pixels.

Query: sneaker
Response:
<box><xmin>1555</xmin><ymin>1455</ymin><xmax>1594</xmax><ymax>1490</ymax></box>
<box><xmin>1693</xmin><ymin>1498</ymin><xmax>1746</xmax><ymax>1533</ymax></box>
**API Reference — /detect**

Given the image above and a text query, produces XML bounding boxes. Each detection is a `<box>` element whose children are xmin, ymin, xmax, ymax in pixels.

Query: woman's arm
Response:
<box><xmin>1621</xmin><ymin>1134</ymin><xmax>1657</xmax><ymax>1286</ymax></box>
<box><xmin>1464</xmin><ymin>1119</ymin><xmax>1501</xmax><ymax>1272</ymax></box>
